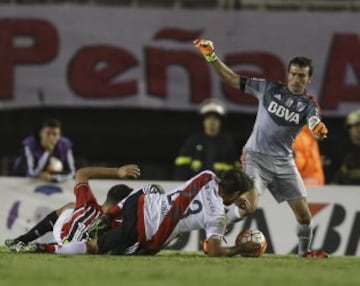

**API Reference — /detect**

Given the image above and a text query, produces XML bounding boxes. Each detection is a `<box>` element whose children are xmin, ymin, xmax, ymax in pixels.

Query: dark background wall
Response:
<box><xmin>0</xmin><ymin>108</ymin><xmax>347</xmax><ymax>181</ymax></box>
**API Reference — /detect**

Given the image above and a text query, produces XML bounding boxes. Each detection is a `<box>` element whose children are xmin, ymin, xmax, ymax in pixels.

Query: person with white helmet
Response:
<box><xmin>174</xmin><ymin>98</ymin><xmax>239</xmax><ymax>180</ymax></box>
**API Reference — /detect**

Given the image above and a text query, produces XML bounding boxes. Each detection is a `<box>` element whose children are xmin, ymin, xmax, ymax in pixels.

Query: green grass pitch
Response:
<box><xmin>1</xmin><ymin>246</ymin><xmax>359</xmax><ymax>286</ymax></box>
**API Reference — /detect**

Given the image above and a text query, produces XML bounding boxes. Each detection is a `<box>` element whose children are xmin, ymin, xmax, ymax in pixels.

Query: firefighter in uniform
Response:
<box><xmin>174</xmin><ymin>98</ymin><xmax>239</xmax><ymax>180</ymax></box>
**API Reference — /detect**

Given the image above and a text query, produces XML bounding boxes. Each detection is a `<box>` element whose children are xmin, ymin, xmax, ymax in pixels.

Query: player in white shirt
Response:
<box><xmin>194</xmin><ymin>39</ymin><xmax>329</xmax><ymax>258</ymax></box>
<box><xmin>56</xmin><ymin>169</ymin><xmax>256</xmax><ymax>257</ymax></box>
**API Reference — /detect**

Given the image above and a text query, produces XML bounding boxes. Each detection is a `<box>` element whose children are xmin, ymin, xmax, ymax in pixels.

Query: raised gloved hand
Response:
<box><xmin>308</xmin><ymin>117</ymin><xmax>328</xmax><ymax>140</ymax></box>
<box><xmin>87</xmin><ymin>214</ymin><xmax>112</xmax><ymax>239</ymax></box>
<box><xmin>193</xmin><ymin>39</ymin><xmax>217</xmax><ymax>62</ymax></box>
<box><xmin>312</xmin><ymin>122</ymin><xmax>328</xmax><ymax>140</ymax></box>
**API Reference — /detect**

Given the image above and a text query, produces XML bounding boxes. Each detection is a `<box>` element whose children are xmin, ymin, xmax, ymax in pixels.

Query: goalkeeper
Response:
<box><xmin>194</xmin><ymin>39</ymin><xmax>328</xmax><ymax>258</ymax></box>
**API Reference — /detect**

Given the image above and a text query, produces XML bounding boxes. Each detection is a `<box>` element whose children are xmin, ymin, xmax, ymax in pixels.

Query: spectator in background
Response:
<box><xmin>173</xmin><ymin>98</ymin><xmax>239</xmax><ymax>180</ymax></box>
<box><xmin>12</xmin><ymin>118</ymin><xmax>76</xmax><ymax>182</ymax></box>
<box><xmin>292</xmin><ymin>125</ymin><xmax>325</xmax><ymax>186</ymax></box>
<box><xmin>331</xmin><ymin>109</ymin><xmax>360</xmax><ymax>185</ymax></box>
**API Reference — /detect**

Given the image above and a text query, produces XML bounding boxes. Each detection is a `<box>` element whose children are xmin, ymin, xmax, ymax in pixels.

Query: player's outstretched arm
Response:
<box><xmin>193</xmin><ymin>39</ymin><xmax>240</xmax><ymax>89</ymax></box>
<box><xmin>117</xmin><ymin>164</ymin><xmax>141</xmax><ymax>179</ymax></box>
<box><xmin>75</xmin><ymin>165</ymin><xmax>140</xmax><ymax>185</ymax></box>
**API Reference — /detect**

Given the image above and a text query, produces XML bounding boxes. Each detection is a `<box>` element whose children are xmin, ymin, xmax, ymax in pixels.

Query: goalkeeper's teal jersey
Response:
<box><xmin>241</xmin><ymin>77</ymin><xmax>322</xmax><ymax>158</ymax></box>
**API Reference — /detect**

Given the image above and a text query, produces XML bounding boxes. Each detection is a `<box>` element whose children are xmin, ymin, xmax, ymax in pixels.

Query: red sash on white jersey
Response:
<box><xmin>137</xmin><ymin>173</ymin><xmax>213</xmax><ymax>251</ymax></box>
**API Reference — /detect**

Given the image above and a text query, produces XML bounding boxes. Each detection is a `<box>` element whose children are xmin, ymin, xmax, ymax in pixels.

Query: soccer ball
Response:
<box><xmin>47</xmin><ymin>157</ymin><xmax>63</xmax><ymax>173</ymax></box>
<box><xmin>236</xmin><ymin>229</ymin><xmax>267</xmax><ymax>257</ymax></box>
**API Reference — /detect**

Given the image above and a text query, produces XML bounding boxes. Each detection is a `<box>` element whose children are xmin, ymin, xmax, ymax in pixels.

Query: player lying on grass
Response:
<box><xmin>9</xmin><ymin>185</ymin><xmax>251</xmax><ymax>256</ymax></box>
<box><xmin>6</xmin><ymin>164</ymin><xmax>142</xmax><ymax>253</ymax></box>
<box><xmin>193</xmin><ymin>39</ymin><xmax>329</xmax><ymax>258</ymax></box>
<box><xmin>37</xmin><ymin>169</ymin><xmax>259</xmax><ymax>257</ymax></box>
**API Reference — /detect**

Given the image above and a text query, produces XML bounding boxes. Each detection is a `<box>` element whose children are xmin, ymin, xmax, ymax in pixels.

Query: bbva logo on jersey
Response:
<box><xmin>267</xmin><ymin>101</ymin><xmax>299</xmax><ymax>124</ymax></box>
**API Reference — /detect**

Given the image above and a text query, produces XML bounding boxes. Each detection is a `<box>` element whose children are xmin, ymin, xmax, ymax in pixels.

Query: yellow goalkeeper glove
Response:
<box><xmin>309</xmin><ymin>117</ymin><xmax>328</xmax><ymax>140</ymax></box>
<box><xmin>193</xmin><ymin>39</ymin><xmax>217</xmax><ymax>62</ymax></box>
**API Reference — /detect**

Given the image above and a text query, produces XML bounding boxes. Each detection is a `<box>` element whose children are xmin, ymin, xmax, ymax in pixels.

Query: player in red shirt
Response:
<box><xmin>8</xmin><ymin>164</ymin><xmax>140</xmax><ymax>253</ymax></box>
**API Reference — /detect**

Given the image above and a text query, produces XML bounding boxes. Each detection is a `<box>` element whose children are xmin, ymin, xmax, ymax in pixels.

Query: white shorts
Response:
<box><xmin>241</xmin><ymin>150</ymin><xmax>307</xmax><ymax>203</ymax></box>
<box><xmin>53</xmin><ymin>208</ymin><xmax>74</xmax><ymax>245</ymax></box>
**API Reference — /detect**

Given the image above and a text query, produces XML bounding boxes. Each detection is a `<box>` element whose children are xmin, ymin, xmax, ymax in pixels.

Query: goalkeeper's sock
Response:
<box><xmin>57</xmin><ymin>241</ymin><xmax>87</xmax><ymax>255</ymax></box>
<box><xmin>297</xmin><ymin>223</ymin><xmax>313</xmax><ymax>255</ymax></box>
<box><xmin>15</xmin><ymin>210</ymin><xmax>58</xmax><ymax>243</ymax></box>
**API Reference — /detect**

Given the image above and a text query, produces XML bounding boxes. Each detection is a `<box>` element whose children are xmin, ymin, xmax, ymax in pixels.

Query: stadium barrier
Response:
<box><xmin>1</xmin><ymin>177</ymin><xmax>359</xmax><ymax>255</ymax></box>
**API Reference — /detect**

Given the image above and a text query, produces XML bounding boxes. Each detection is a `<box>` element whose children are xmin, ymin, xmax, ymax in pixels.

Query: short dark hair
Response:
<box><xmin>217</xmin><ymin>169</ymin><xmax>254</xmax><ymax>195</ymax></box>
<box><xmin>105</xmin><ymin>184</ymin><xmax>133</xmax><ymax>205</ymax></box>
<box><xmin>288</xmin><ymin>57</ymin><xmax>314</xmax><ymax>77</ymax></box>
<box><xmin>42</xmin><ymin>118</ymin><xmax>62</xmax><ymax>129</ymax></box>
